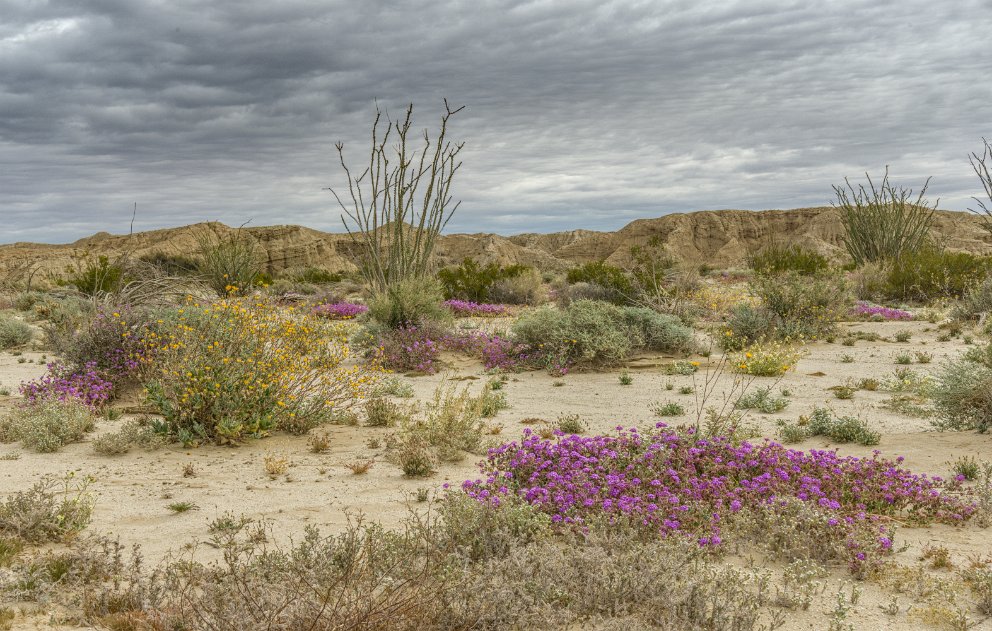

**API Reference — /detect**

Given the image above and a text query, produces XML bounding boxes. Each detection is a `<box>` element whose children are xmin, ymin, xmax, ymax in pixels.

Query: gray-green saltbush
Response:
<box><xmin>512</xmin><ymin>299</ymin><xmax>695</xmax><ymax>367</ymax></box>
<box><xmin>932</xmin><ymin>344</ymin><xmax>992</xmax><ymax>432</ymax></box>
<box><xmin>0</xmin><ymin>315</ymin><xmax>31</xmax><ymax>350</ymax></box>
<box><xmin>0</xmin><ymin>399</ymin><xmax>96</xmax><ymax>452</ymax></box>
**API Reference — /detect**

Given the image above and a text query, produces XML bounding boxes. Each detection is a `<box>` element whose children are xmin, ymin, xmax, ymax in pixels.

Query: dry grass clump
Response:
<box><xmin>0</xmin><ymin>494</ymin><xmax>783</xmax><ymax>631</ymax></box>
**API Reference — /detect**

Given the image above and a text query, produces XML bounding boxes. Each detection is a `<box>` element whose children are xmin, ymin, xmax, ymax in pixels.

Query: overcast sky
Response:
<box><xmin>2</xmin><ymin>0</ymin><xmax>990</xmax><ymax>244</ymax></box>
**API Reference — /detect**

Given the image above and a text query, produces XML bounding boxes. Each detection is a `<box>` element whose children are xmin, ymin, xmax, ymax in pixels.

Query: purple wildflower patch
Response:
<box><xmin>443</xmin><ymin>300</ymin><xmax>509</xmax><ymax>317</ymax></box>
<box><xmin>852</xmin><ymin>301</ymin><xmax>912</xmax><ymax>320</ymax></box>
<box><xmin>20</xmin><ymin>361</ymin><xmax>114</xmax><ymax>409</ymax></box>
<box><xmin>313</xmin><ymin>302</ymin><xmax>368</xmax><ymax>320</ymax></box>
<box><xmin>463</xmin><ymin>425</ymin><xmax>974</xmax><ymax>575</ymax></box>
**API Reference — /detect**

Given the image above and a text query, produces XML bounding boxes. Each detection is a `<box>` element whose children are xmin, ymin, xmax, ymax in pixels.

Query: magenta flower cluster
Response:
<box><xmin>441</xmin><ymin>331</ymin><xmax>533</xmax><ymax>371</ymax></box>
<box><xmin>313</xmin><ymin>302</ymin><xmax>368</xmax><ymax>320</ymax></box>
<box><xmin>376</xmin><ymin>325</ymin><xmax>440</xmax><ymax>373</ymax></box>
<box><xmin>461</xmin><ymin>425</ymin><xmax>973</xmax><ymax>574</ymax></box>
<box><xmin>20</xmin><ymin>361</ymin><xmax>114</xmax><ymax>409</ymax></box>
<box><xmin>443</xmin><ymin>300</ymin><xmax>509</xmax><ymax>317</ymax></box>
<box><xmin>852</xmin><ymin>301</ymin><xmax>912</xmax><ymax>320</ymax></box>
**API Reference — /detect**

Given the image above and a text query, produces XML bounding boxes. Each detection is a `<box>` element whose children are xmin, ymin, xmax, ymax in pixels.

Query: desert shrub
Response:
<box><xmin>392</xmin><ymin>382</ymin><xmax>490</xmax><ymax>468</ymax></box>
<box><xmin>144</xmin><ymin>298</ymin><xmax>379</xmax><ymax>445</ymax></box>
<box><xmin>0</xmin><ymin>399</ymin><xmax>96</xmax><ymax>452</ymax></box>
<box><xmin>953</xmin><ymin>275</ymin><xmax>992</xmax><ymax>320</ymax></box>
<box><xmin>437</xmin><ymin>258</ymin><xmax>530</xmax><ymax>302</ymax></box>
<box><xmin>621</xmin><ymin>306</ymin><xmax>697</xmax><ymax>353</ymax></box>
<box><xmin>751</xmin><ymin>271</ymin><xmax>848</xmax><ymax>340</ymax></box>
<box><xmin>13</xmin><ymin>291</ymin><xmax>46</xmax><ymax>312</ymax></box>
<box><xmin>805</xmin><ymin>407</ymin><xmax>881</xmax><ymax>445</ymax></box>
<box><xmin>512</xmin><ymin>300</ymin><xmax>694</xmax><ymax>370</ymax></box>
<box><xmin>373</xmin><ymin>324</ymin><xmax>443</xmax><ymax>373</ymax></box>
<box><xmin>720</xmin><ymin>304</ymin><xmax>775</xmax><ymax>351</ymax></box>
<box><xmin>833</xmin><ymin>169</ymin><xmax>937</xmax><ymax>265</ymax></box>
<box><xmin>92</xmin><ymin>418</ymin><xmax>163</xmax><ymax>456</ymax></box>
<box><xmin>931</xmin><ymin>348</ymin><xmax>992</xmax><ymax>432</ymax></box>
<box><xmin>286</xmin><ymin>266</ymin><xmax>342</xmax><ymax>284</ymax></box>
<box><xmin>0</xmin><ymin>315</ymin><xmax>31</xmax><ymax>349</ymax></box>
<box><xmin>735</xmin><ymin>386</ymin><xmax>789</xmax><ymax>413</ymax></box>
<box><xmin>43</xmin><ymin>304</ymin><xmax>153</xmax><ymax>384</ymax></box>
<box><xmin>62</xmin><ymin>254</ymin><xmax>125</xmax><ymax>296</ymax></box>
<box><xmin>748</xmin><ymin>243</ymin><xmax>829</xmax><ymax>276</ymax></box>
<box><xmin>366</xmin><ymin>277</ymin><xmax>451</xmax><ymax>329</ymax></box>
<box><xmin>196</xmin><ymin>228</ymin><xmax>265</xmax><ymax>296</ymax></box>
<box><xmin>849</xmin><ymin>260</ymin><xmax>891</xmax><ymax>302</ymax></box>
<box><xmin>565</xmin><ymin>260</ymin><xmax>634</xmax><ymax>304</ymax></box>
<box><xmin>489</xmin><ymin>267</ymin><xmax>545</xmax><ymax>305</ymax></box>
<box><xmin>365</xmin><ymin>397</ymin><xmax>408</xmax><ymax>427</ymax></box>
<box><xmin>731</xmin><ymin>340</ymin><xmax>803</xmax><ymax>377</ymax></box>
<box><xmin>883</xmin><ymin>247</ymin><xmax>990</xmax><ymax>302</ymax></box>
<box><xmin>138</xmin><ymin>251</ymin><xmax>200</xmax><ymax>276</ymax></box>
<box><xmin>0</xmin><ymin>474</ymin><xmax>93</xmax><ymax>543</ymax></box>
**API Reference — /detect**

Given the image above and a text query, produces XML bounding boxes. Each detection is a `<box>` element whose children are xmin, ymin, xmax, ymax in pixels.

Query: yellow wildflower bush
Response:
<box><xmin>730</xmin><ymin>340</ymin><xmax>805</xmax><ymax>377</ymax></box>
<box><xmin>145</xmin><ymin>297</ymin><xmax>382</xmax><ymax>444</ymax></box>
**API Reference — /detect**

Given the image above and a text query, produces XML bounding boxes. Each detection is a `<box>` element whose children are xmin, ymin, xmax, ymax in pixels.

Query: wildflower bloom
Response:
<box><xmin>462</xmin><ymin>425</ymin><xmax>975</xmax><ymax>575</ymax></box>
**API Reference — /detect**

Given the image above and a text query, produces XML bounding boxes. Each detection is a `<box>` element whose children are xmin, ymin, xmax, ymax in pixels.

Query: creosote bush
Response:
<box><xmin>565</xmin><ymin>260</ymin><xmax>635</xmax><ymax>304</ymax></box>
<box><xmin>438</xmin><ymin>257</ymin><xmax>530</xmax><ymax>302</ymax></box>
<box><xmin>748</xmin><ymin>243</ymin><xmax>829</xmax><ymax>277</ymax></box>
<box><xmin>366</xmin><ymin>276</ymin><xmax>452</xmax><ymax>330</ymax></box>
<box><xmin>195</xmin><ymin>227</ymin><xmax>265</xmax><ymax>296</ymax></box>
<box><xmin>882</xmin><ymin>247</ymin><xmax>990</xmax><ymax>303</ymax></box>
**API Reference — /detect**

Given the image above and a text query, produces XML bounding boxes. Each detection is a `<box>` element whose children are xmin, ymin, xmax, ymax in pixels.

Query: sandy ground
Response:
<box><xmin>1</xmin><ymin>319</ymin><xmax>991</xmax><ymax>629</ymax></box>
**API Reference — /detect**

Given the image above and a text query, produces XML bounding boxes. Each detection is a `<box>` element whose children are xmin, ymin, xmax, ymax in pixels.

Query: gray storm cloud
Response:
<box><xmin>1</xmin><ymin>0</ymin><xmax>990</xmax><ymax>242</ymax></box>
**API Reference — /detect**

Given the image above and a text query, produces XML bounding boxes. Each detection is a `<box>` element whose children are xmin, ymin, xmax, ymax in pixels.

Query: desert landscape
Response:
<box><xmin>1</xmin><ymin>197</ymin><xmax>992</xmax><ymax>630</ymax></box>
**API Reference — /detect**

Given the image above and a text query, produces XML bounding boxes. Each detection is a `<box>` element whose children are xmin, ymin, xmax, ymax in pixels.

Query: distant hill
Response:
<box><xmin>2</xmin><ymin>207</ymin><xmax>991</xmax><ymax>284</ymax></box>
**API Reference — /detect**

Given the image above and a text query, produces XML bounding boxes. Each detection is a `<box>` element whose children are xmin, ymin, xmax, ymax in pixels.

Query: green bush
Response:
<box><xmin>953</xmin><ymin>275</ymin><xmax>992</xmax><ymax>320</ymax></box>
<box><xmin>0</xmin><ymin>399</ymin><xmax>96</xmax><ymax>452</ymax></box>
<box><xmin>62</xmin><ymin>254</ymin><xmax>126</xmax><ymax>296</ymax></box>
<box><xmin>0</xmin><ymin>315</ymin><xmax>31</xmax><ymax>350</ymax></box>
<box><xmin>565</xmin><ymin>261</ymin><xmax>634</xmax><ymax>304</ymax></box>
<box><xmin>196</xmin><ymin>229</ymin><xmax>264</xmax><ymax>296</ymax></box>
<box><xmin>805</xmin><ymin>407</ymin><xmax>881</xmax><ymax>445</ymax></box>
<box><xmin>512</xmin><ymin>300</ymin><xmax>694</xmax><ymax>368</ymax></box>
<box><xmin>287</xmin><ymin>266</ymin><xmax>342</xmax><ymax>284</ymax></box>
<box><xmin>883</xmin><ymin>248</ymin><xmax>991</xmax><ymax>302</ymax></box>
<box><xmin>747</xmin><ymin>243</ymin><xmax>829</xmax><ymax>277</ymax></box>
<box><xmin>438</xmin><ymin>258</ymin><xmax>530</xmax><ymax>302</ymax></box>
<box><xmin>489</xmin><ymin>268</ymin><xmax>545</xmax><ymax>305</ymax></box>
<box><xmin>138</xmin><ymin>251</ymin><xmax>201</xmax><ymax>276</ymax></box>
<box><xmin>367</xmin><ymin>277</ymin><xmax>452</xmax><ymax>329</ymax></box>
<box><xmin>752</xmin><ymin>272</ymin><xmax>848</xmax><ymax>340</ymax></box>
<box><xmin>721</xmin><ymin>304</ymin><xmax>775</xmax><ymax>351</ymax></box>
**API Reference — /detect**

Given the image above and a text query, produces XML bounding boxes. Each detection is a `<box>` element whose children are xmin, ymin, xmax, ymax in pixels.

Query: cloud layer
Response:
<box><xmin>2</xmin><ymin>0</ymin><xmax>990</xmax><ymax>242</ymax></box>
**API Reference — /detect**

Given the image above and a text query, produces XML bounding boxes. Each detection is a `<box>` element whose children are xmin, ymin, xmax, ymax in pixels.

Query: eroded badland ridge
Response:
<box><xmin>3</xmin><ymin>206</ymin><xmax>991</xmax><ymax>280</ymax></box>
